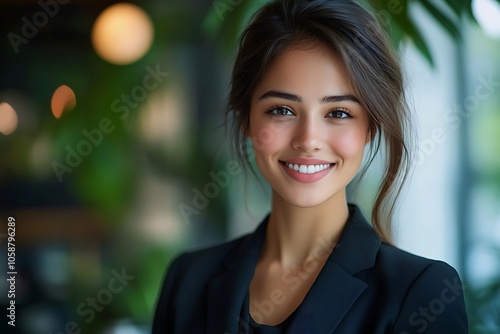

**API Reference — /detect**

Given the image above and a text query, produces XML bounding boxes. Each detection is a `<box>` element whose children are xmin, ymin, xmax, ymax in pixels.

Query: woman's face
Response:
<box><xmin>249</xmin><ymin>42</ymin><xmax>370</xmax><ymax>208</ymax></box>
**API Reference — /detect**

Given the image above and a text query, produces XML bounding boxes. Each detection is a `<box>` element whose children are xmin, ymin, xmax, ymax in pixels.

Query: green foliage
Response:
<box><xmin>466</xmin><ymin>267</ymin><xmax>500</xmax><ymax>333</ymax></box>
<box><xmin>201</xmin><ymin>0</ymin><xmax>500</xmax><ymax>67</ymax></box>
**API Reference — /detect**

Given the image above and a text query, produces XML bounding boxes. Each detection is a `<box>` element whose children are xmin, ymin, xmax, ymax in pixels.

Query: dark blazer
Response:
<box><xmin>152</xmin><ymin>205</ymin><xmax>468</xmax><ymax>333</ymax></box>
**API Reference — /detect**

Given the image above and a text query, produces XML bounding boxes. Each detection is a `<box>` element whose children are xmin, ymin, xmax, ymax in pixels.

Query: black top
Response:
<box><xmin>249</xmin><ymin>316</ymin><xmax>292</xmax><ymax>333</ymax></box>
<box><xmin>152</xmin><ymin>204</ymin><xmax>468</xmax><ymax>333</ymax></box>
<box><xmin>242</xmin><ymin>289</ymin><xmax>295</xmax><ymax>333</ymax></box>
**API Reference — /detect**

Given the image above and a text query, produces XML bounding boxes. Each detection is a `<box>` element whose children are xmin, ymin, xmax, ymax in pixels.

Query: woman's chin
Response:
<box><xmin>278</xmin><ymin>194</ymin><xmax>333</xmax><ymax>209</ymax></box>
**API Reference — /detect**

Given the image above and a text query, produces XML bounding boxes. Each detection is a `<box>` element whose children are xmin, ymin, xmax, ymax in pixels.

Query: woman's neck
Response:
<box><xmin>262</xmin><ymin>190</ymin><xmax>349</xmax><ymax>267</ymax></box>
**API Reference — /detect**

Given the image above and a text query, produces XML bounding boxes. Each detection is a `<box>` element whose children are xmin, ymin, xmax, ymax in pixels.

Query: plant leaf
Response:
<box><xmin>420</xmin><ymin>0</ymin><xmax>461</xmax><ymax>40</ymax></box>
<box><xmin>443</xmin><ymin>0</ymin><xmax>466</xmax><ymax>16</ymax></box>
<box><xmin>391</xmin><ymin>8</ymin><xmax>435</xmax><ymax>66</ymax></box>
<box><xmin>463</xmin><ymin>0</ymin><xmax>476</xmax><ymax>20</ymax></box>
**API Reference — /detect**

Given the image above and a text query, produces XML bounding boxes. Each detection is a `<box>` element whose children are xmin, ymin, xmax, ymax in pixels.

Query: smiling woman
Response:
<box><xmin>152</xmin><ymin>0</ymin><xmax>468</xmax><ymax>333</ymax></box>
<box><xmin>249</xmin><ymin>43</ymin><xmax>369</xmax><ymax>210</ymax></box>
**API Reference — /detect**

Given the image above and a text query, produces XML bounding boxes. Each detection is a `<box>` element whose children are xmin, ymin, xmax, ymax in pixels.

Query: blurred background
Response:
<box><xmin>0</xmin><ymin>0</ymin><xmax>499</xmax><ymax>333</ymax></box>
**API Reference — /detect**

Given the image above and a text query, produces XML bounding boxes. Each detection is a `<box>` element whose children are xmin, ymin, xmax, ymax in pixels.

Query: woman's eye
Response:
<box><xmin>267</xmin><ymin>106</ymin><xmax>294</xmax><ymax>116</ymax></box>
<box><xmin>327</xmin><ymin>109</ymin><xmax>352</xmax><ymax>119</ymax></box>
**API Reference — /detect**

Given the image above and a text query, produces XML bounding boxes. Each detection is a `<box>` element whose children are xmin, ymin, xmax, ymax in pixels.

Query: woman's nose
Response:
<box><xmin>291</xmin><ymin>117</ymin><xmax>323</xmax><ymax>152</ymax></box>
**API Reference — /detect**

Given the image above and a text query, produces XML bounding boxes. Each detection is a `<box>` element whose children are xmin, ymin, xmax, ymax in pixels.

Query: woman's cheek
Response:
<box><xmin>251</xmin><ymin>125</ymin><xmax>273</xmax><ymax>153</ymax></box>
<box><xmin>252</xmin><ymin>120</ymin><xmax>289</xmax><ymax>153</ymax></box>
<box><xmin>330</xmin><ymin>128</ymin><xmax>366</xmax><ymax>158</ymax></box>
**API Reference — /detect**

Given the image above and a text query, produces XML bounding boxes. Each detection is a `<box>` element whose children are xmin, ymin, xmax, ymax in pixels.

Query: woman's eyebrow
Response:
<box><xmin>259</xmin><ymin>90</ymin><xmax>360</xmax><ymax>104</ymax></box>
<box><xmin>322</xmin><ymin>94</ymin><xmax>360</xmax><ymax>104</ymax></box>
<box><xmin>259</xmin><ymin>90</ymin><xmax>301</xmax><ymax>102</ymax></box>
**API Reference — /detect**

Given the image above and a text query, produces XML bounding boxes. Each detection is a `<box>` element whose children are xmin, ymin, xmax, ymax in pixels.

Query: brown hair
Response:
<box><xmin>226</xmin><ymin>0</ymin><xmax>413</xmax><ymax>244</ymax></box>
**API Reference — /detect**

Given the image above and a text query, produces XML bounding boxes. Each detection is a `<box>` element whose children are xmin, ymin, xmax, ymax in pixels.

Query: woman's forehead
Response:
<box><xmin>252</xmin><ymin>42</ymin><xmax>355</xmax><ymax>101</ymax></box>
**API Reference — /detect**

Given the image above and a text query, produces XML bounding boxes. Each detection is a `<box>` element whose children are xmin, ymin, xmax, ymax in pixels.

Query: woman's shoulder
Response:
<box><xmin>373</xmin><ymin>242</ymin><xmax>465</xmax><ymax>302</ymax></box>
<box><xmin>343</xmin><ymin>205</ymin><xmax>463</xmax><ymax>284</ymax></box>
<box><xmin>165</xmin><ymin>232</ymin><xmax>255</xmax><ymax>279</ymax></box>
<box><xmin>168</xmin><ymin>215</ymin><xmax>269</xmax><ymax>276</ymax></box>
<box><xmin>377</xmin><ymin>241</ymin><xmax>460</xmax><ymax>277</ymax></box>
<box><xmin>377</xmin><ymin>242</ymin><xmax>454</xmax><ymax>271</ymax></box>
<box><xmin>152</xmin><ymin>232</ymin><xmax>258</xmax><ymax>332</ymax></box>
<box><xmin>375</xmin><ymin>244</ymin><xmax>467</xmax><ymax>332</ymax></box>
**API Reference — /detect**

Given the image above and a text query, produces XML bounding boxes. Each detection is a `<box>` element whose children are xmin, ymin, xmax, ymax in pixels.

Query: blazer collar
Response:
<box><xmin>206</xmin><ymin>216</ymin><xmax>268</xmax><ymax>334</ymax></box>
<box><xmin>329</xmin><ymin>204</ymin><xmax>382</xmax><ymax>274</ymax></box>
<box><xmin>206</xmin><ymin>204</ymin><xmax>382</xmax><ymax>334</ymax></box>
<box><xmin>286</xmin><ymin>205</ymin><xmax>382</xmax><ymax>333</ymax></box>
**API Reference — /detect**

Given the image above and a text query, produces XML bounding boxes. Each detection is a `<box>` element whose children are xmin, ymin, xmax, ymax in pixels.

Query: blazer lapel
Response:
<box><xmin>206</xmin><ymin>205</ymin><xmax>381</xmax><ymax>334</ymax></box>
<box><xmin>286</xmin><ymin>205</ymin><xmax>381</xmax><ymax>334</ymax></box>
<box><xmin>206</xmin><ymin>259</ymin><xmax>256</xmax><ymax>334</ymax></box>
<box><xmin>286</xmin><ymin>261</ymin><xmax>367</xmax><ymax>333</ymax></box>
<box><xmin>206</xmin><ymin>215</ymin><xmax>269</xmax><ymax>334</ymax></box>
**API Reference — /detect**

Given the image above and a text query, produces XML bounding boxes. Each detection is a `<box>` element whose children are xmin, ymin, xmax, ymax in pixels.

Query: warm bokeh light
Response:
<box><xmin>91</xmin><ymin>3</ymin><xmax>154</xmax><ymax>65</ymax></box>
<box><xmin>473</xmin><ymin>0</ymin><xmax>500</xmax><ymax>38</ymax></box>
<box><xmin>139</xmin><ymin>88</ymin><xmax>186</xmax><ymax>143</ymax></box>
<box><xmin>51</xmin><ymin>85</ymin><xmax>76</xmax><ymax>119</ymax></box>
<box><xmin>0</xmin><ymin>102</ymin><xmax>18</xmax><ymax>135</ymax></box>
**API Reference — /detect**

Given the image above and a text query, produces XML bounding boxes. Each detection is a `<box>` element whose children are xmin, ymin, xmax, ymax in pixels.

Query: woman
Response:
<box><xmin>152</xmin><ymin>0</ymin><xmax>468</xmax><ymax>333</ymax></box>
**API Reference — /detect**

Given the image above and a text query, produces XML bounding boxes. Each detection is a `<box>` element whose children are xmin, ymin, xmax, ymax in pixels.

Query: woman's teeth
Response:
<box><xmin>285</xmin><ymin>163</ymin><xmax>331</xmax><ymax>174</ymax></box>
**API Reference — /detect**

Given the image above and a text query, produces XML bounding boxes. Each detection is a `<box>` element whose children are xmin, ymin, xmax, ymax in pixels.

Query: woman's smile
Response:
<box><xmin>278</xmin><ymin>158</ymin><xmax>335</xmax><ymax>183</ymax></box>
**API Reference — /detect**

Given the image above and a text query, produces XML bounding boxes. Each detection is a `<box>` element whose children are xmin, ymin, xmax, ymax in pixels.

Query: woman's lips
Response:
<box><xmin>282</xmin><ymin>161</ymin><xmax>332</xmax><ymax>174</ymax></box>
<box><xmin>279</xmin><ymin>160</ymin><xmax>335</xmax><ymax>183</ymax></box>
